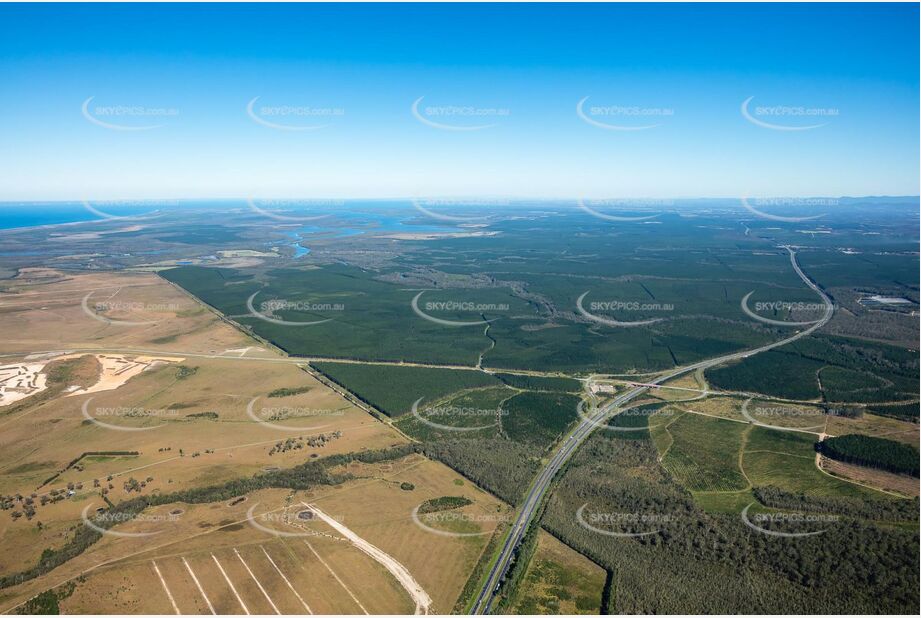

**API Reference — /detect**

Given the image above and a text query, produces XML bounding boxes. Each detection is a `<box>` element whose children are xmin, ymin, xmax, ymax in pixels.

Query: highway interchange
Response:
<box><xmin>469</xmin><ymin>246</ymin><xmax>835</xmax><ymax>614</ymax></box>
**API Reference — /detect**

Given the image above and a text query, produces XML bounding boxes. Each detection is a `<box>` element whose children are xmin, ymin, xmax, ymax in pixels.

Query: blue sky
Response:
<box><xmin>0</xmin><ymin>2</ymin><xmax>917</xmax><ymax>200</ymax></box>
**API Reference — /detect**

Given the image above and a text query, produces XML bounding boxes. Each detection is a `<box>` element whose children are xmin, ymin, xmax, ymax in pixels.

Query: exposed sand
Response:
<box><xmin>63</xmin><ymin>353</ymin><xmax>185</xmax><ymax>396</ymax></box>
<box><xmin>0</xmin><ymin>362</ymin><xmax>49</xmax><ymax>406</ymax></box>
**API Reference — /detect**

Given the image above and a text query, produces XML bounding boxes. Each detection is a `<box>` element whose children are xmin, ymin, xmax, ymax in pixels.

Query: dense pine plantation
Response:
<box><xmin>818</xmin><ymin>434</ymin><xmax>920</xmax><ymax>476</ymax></box>
<box><xmin>541</xmin><ymin>431</ymin><xmax>919</xmax><ymax>613</ymax></box>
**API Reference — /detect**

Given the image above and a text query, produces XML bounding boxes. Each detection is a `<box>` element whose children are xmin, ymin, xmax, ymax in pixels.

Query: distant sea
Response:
<box><xmin>0</xmin><ymin>203</ymin><xmax>103</xmax><ymax>230</ymax></box>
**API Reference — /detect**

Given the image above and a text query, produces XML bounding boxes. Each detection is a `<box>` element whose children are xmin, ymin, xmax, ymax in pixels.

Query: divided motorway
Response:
<box><xmin>470</xmin><ymin>246</ymin><xmax>834</xmax><ymax>614</ymax></box>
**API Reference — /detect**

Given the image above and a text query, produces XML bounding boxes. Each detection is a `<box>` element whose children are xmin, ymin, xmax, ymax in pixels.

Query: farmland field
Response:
<box><xmin>1</xmin><ymin>206</ymin><xmax>918</xmax><ymax>614</ymax></box>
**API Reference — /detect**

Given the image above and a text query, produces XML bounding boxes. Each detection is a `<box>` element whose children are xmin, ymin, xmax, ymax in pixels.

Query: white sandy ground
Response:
<box><xmin>0</xmin><ymin>353</ymin><xmax>183</xmax><ymax>407</ymax></box>
<box><xmin>62</xmin><ymin>353</ymin><xmax>185</xmax><ymax>396</ymax></box>
<box><xmin>304</xmin><ymin>503</ymin><xmax>433</xmax><ymax>615</ymax></box>
<box><xmin>0</xmin><ymin>362</ymin><xmax>49</xmax><ymax>406</ymax></box>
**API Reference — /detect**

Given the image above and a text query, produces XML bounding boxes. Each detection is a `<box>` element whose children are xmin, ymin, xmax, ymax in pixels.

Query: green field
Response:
<box><xmin>311</xmin><ymin>362</ymin><xmax>501</xmax><ymax>417</ymax></box>
<box><xmin>660</xmin><ymin>413</ymin><xmax>749</xmax><ymax>492</ymax></box>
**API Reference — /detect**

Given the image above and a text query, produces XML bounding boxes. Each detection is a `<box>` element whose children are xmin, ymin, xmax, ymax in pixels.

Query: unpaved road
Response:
<box><xmin>304</xmin><ymin>503</ymin><xmax>433</xmax><ymax>615</ymax></box>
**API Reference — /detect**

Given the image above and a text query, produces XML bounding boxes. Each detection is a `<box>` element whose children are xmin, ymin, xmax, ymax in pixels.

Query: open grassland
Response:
<box><xmin>646</xmin><ymin>370</ymin><xmax>707</xmax><ymax>402</ymax></box>
<box><xmin>826</xmin><ymin>411</ymin><xmax>918</xmax><ymax>447</ymax></box>
<box><xmin>0</xmin><ymin>268</ymin><xmax>262</xmax><ymax>357</ymax></box>
<box><xmin>741</xmin><ymin>427</ymin><xmax>878</xmax><ymax>498</ymax></box>
<box><xmin>677</xmin><ymin>395</ymin><xmax>753</xmax><ymax>422</ymax></box>
<box><xmin>504</xmin><ymin>531</ymin><xmax>605</xmax><ymax>615</ymax></box>
<box><xmin>820</xmin><ymin>458</ymin><xmax>920</xmax><ymax>498</ymax></box>
<box><xmin>0</xmin><ymin>355</ymin><xmax>403</xmax><ymax>496</ymax></box>
<box><xmin>659</xmin><ymin>413</ymin><xmax>749</xmax><ymax>492</ymax></box>
<box><xmin>1</xmin><ymin>454</ymin><xmax>508</xmax><ymax>615</ymax></box>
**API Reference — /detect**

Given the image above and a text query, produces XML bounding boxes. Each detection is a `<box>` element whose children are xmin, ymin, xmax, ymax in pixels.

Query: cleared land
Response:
<box><xmin>504</xmin><ymin>531</ymin><xmax>605</xmax><ymax>615</ymax></box>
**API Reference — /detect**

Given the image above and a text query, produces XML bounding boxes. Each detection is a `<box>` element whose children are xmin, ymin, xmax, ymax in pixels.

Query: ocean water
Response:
<box><xmin>0</xmin><ymin>203</ymin><xmax>100</xmax><ymax>230</ymax></box>
<box><xmin>0</xmin><ymin>201</ymin><xmax>182</xmax><ymax>230</ymax></box>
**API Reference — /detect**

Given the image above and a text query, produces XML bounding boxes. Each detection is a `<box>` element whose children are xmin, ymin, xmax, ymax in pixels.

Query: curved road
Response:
<box><xmin>470</xmin><ymin>246</ymin><xmax>834</xmax><ymax>614</ymax></box>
